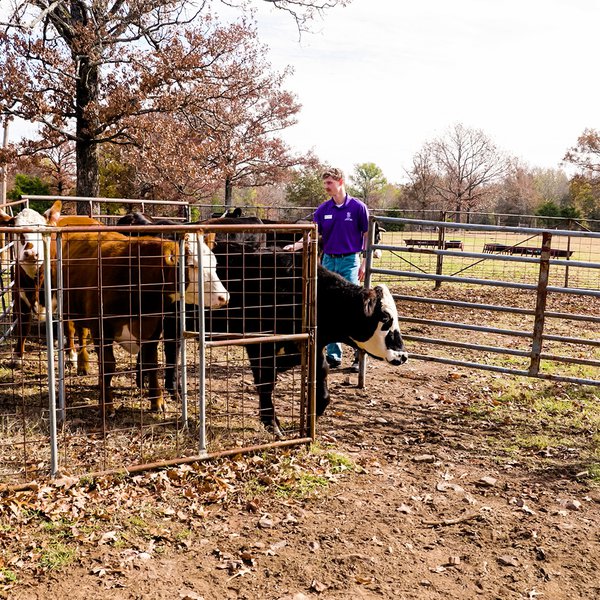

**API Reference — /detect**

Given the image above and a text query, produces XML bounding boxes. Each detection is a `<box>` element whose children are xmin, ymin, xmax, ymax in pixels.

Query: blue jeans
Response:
<box><xmin>321</xmin><ymin>253</ymin><xmax>360</xmax><ymax>362</ymax></box>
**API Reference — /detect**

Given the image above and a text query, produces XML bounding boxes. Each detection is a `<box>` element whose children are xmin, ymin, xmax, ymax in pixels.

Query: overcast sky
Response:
<box><xmin>5</xmin><ymin>0</ymin><xmax>598</xmax><ymax>185</ymax></box>
<box><xmin>246</xmin><ymin>0</ymin><xmax>598</xmax><ymax>183</ymax></box>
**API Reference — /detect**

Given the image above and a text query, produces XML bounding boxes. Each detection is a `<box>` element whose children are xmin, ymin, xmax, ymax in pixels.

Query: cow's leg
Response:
<box><xmin>66</xmin><ymin>321</ymin><xmax>91</xmax><ymax>375</ymax></box>
<box><xmin>12</xmin><ymin>276</ymin><xmax>39</xmax><ymax>365</ymax></box>
<box><xmin>76</xmin><ymin>326</ymin><xmax>91</xmax><ymax>376</ymax></box>
<box><xmin>13</xmin><ymin>295</ymin><xmax>32</xmax><ymax>363</ymax></box>
<box><xmin>98</xmin><ymin>337</ymin><xmax>116</xmax><ymax>418</ymax></box>
<box><xmin>246</xmin><ymin>343</ymin><xmax>283</xmax><ymax>438</ymax></box>
<box><xmin>141</xmin><ymin>340</ymin><xmax>164</xmax><ymax>412</ymax></box>
<box><xmin>162</xmin><ymin>312</ymin><xmax>181</xmax><ymax>401</ymax></box>
<box><xmin>64</xmin><ymin>320</ymin><xmax>78</xmax><ymax>369</ymax></box>
<box><xmin>315</xmin><ymin>348</ymin><xmax>331</xmax><ymax>417</ymax></box>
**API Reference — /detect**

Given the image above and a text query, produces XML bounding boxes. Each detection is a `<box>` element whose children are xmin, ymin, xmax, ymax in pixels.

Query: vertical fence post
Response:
<box><xmin>55</xmin><ymin>230</ymin><xmax>66</xmax><ymax>423</ymax></box>
<box><xmin>307</xmin><ymin>227</ymin><xmax>319</xmax><ymax>441</ymax></box>
<box><xmin>43</xmin><ymin>232</ymin><xmax>59</xmax><ymax>477</ymax></box>
<box><xmin>529</xmin><ymin>232</ymin><xmax>551</xmax><ymax>376</ymax></box>
<box><xmin>178</xmin><ymin>235</ymin><xmax>188</xmax><ymax>427</ymax></box>
<box><xmin>358</xmin><ymin>217</ymin><xmax>377</xmax><ymax>388</ymax></box>
<box><xmin>196</xmin><ymin>233</ymin><xmax>208</xmax><ymax>456</ymax></box>
<box><xmin>434</xmin><ymin>211</ymin><xmax>446</xmax><ymax>290</ymax></box>
<box><xmin>564</xmin><ymin>234</ymin><xmax>572</xmax><ymax>289</ymax></box>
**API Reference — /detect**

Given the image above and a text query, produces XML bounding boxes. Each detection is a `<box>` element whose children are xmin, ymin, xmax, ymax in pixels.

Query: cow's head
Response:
<box><xmin>350</xmin><ymin>284</ymin><xmax>408</xmax><ymax>365</ymax></box>
<box><xmin>0</xmin><ymin>201</ymin><xmax>62</xmax><ymax>278</ymax></box>
<box><xmin>183</xmin><ymin>233</ymin><xmax>229</xmax><ymax>308</ymax></box>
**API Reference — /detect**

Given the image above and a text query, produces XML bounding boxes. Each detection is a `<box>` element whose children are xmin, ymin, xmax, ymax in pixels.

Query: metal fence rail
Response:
<box><xmin>366</xmin><ymin>216</ymin><xmax>600</xmax><ymax>387</ymax></box>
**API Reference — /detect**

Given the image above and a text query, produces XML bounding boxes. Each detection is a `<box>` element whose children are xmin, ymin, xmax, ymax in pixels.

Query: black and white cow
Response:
<box><xmin>199</xmin><ymin>243</ymin><xmax>407</xmax><ymax>436</ymax></box>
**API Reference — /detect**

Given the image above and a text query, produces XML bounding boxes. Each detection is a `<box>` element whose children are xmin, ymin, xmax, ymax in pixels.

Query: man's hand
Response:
<box><xmin>358</xmin><ymin>257</ymin><xmax>367</xmax><ymax>282</ymax></box>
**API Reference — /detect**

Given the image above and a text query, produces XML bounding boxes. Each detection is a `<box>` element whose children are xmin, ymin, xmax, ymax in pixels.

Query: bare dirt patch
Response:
<box><xmin>1</xmin><ymin>288</ymin><xmax>599</xmax><ymax>599</ymax></box>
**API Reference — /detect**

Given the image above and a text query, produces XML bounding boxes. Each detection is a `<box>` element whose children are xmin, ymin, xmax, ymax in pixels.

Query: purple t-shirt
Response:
<box><xmin>313</xmin><ymin>195</ymin><xmax>369</xmax><ymax>255</ymax></box>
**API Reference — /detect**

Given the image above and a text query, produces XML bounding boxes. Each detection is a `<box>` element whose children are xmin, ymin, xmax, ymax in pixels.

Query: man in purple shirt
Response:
<box><xmin>285</xmin><ymin>167</ymin><xmax>369</xmax><ymax>371</ymax></box>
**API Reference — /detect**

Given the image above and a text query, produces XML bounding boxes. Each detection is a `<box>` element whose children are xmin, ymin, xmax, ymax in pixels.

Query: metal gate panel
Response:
<box><xmin>366</xmin><ymin>216</ymin><xmax>600</xmax><ymax>386</ymax></box>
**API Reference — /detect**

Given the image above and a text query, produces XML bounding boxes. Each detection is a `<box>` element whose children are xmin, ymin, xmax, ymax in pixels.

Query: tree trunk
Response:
<box><xmin>76</xmin><ymin>140</ymin><xmax>99</xmax><ymax>214</ymax></box>
<box><xmin>75</xmin><ymin>53</ymin><xmax>100</xmax><ymax>215</ymax></box>
<box><xmin>224</xmin><ymin>175</ymin><xmax>233</xmax><ymax>207</ymax></box>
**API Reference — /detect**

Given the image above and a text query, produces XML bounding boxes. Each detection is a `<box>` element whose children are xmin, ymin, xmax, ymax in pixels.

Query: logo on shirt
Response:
<box><xmin>345</xmin><ymin>212</ymin><xmax>353</xmax><ymax>221</ymax></box>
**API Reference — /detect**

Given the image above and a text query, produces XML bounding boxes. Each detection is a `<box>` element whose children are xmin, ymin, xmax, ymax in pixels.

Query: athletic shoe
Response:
<box><xmin>326</xmin><ymin>355</ymin><xmax>341</xmax><ymax>369</ymax></box>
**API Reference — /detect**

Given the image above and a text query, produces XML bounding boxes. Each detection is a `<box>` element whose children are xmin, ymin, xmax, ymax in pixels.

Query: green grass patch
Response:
<box><xmin>243</xmin><ymin>446</ymin><xmax>356</xmax><ymax>500</ymax></box>
<box><xmin>39</xmin><ymin>542</ymin><xmax>76</xmax><ymax>571</ymax></box>
<box><xmin>273</xmin><ymin>472</ymin><xmax>329</xmax><ymax>499</ymax></box>
<box><xmin>127</xmin><ymin>515</ymin><xmax>148</xmax><ymax>530</ymax></box>
<box><xmin>457</xmin><ymin>379</ymin><xmax>600</xmax><ymax>482</ymax></box>
<box><xmin>586</xmin><ymin>463</ymin><xmax>600</xmax><ymax>483</ymax></box>
<box><xmin>41</xmin><ymin>519</ymin><xmax>76</xmax><ymax>540</ymax></box>
<box><xmin>321</xmin><ymin>450</ymin><xmax>355</xmax><ymax>474</ymax></box>
<box><xmin>0</xmin><ymin>568</ymin><xmax>17</xmax><ymax>583</ymax></box>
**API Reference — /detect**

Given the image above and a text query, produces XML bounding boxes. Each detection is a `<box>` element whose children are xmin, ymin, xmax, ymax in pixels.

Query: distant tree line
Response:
<box><xmin>1</xmin><ymin>4</ymin><xmax>599</xmax><ymax>225</ymax></box>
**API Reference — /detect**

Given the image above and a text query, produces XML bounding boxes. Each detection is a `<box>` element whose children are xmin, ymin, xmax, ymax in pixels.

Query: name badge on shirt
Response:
<box><xmin>324</xmin><ymin>214</ymin><xmax>333</xmax><ymax>220</ymax></box>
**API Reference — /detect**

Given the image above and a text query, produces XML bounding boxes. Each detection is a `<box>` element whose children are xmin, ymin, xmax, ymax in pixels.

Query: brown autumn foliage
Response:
<box><xmin>1</xmin><ymin>2</ymin><xmax>343</xmax><ymax>207</ymax></box>
<box><xmin>564</xmin><ymin>128</ymin><xmax>600</xmax><ymax>175</ymax></box>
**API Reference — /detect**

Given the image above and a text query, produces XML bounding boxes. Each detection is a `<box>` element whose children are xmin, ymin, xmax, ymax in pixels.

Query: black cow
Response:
<box><xmin>173</xmin><ymin>242</ymin><xmax>407</xmax><ymax>436</ymax></box>
<box><xmin>114</xmin><ymin>212</ymin><xmax>265</xmax><ymax>392</ymax></box>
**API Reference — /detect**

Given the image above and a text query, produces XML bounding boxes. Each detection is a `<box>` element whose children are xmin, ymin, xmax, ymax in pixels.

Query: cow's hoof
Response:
<box><xmin>262</xmin><ymin>419</ymin><xmax>284</xmax><ymax>440</ymax></box>
<box><xmin>150</xmin><ymin>399</ymin><xmax>166</xmax><ymax>413</ymax></box>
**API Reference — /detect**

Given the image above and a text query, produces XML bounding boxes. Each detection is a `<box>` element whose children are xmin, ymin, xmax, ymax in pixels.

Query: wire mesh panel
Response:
<box><xmin>0</xmin><ymin>208</ymin><xmax>317</xmax><ymax>487</ymax></box>
<box><xmin>368</xmin><ymin>217</ymin><xmax>600</xmax><ymax>386</ymax></box>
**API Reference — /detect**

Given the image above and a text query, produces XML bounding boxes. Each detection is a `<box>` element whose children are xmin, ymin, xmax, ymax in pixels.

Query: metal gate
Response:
<box><xmin>0</xmin><ymin>203</ymin><xmax>318</xmax><ymax>488</ymax></box>
<box><xmin>365</xmin><ymin>216</ymin><xmax>600</xmax><ymax>386</ymax></box>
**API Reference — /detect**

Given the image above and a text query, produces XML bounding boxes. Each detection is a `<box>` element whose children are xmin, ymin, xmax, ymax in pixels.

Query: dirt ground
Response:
<box><xmin>1</xmin><ymin>348</ymin><xmax>599</xmax><ymax>600</ymax></box>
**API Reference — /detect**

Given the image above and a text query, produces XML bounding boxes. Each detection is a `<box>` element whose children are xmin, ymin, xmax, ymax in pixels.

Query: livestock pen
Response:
<box><xmin>0</xmin><ymin>198</ymin><xmax>319</xmax><ymax>487</ymax></box>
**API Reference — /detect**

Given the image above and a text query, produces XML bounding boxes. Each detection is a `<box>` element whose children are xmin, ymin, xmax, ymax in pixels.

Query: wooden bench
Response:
<box><xmin>404</xmin><ymin>239</ymin><xmax>464</xmax><ymax>250</ymax></box>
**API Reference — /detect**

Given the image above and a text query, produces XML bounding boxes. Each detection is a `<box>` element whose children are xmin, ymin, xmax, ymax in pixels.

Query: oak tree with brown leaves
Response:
<box><xmin>0</xmin><ymin>1</ymin><xmax>348</xmax><ymax>212</ymax></box>
<box><xmin>564</xmin><ymin>128</ymin><xmax>600</xmax><ymax>175</ymax></box>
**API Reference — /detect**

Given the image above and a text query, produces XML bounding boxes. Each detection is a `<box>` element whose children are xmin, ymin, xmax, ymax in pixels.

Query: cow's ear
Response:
<box><xmin>362</xmin><ymin>288</ymin><xmax>378</xmax><ymax>317</ymax></box>
<box><xmin>44</xmin><ymin>200</ymin><xmax>62</xmax><ymax>225</ymax></box>
<box><xmin>164</xmin><ymin>244</ymin><xmax>177</xmax><ymax>266</ymax></box>
<box><xmin>0</xmin><ymin>209</ymin><xmax>15</xmax><ymax>225</ymax></box>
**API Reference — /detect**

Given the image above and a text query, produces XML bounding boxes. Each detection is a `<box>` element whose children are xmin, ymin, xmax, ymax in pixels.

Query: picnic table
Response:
<box><xmin>404</xmin><ymin>239</ymin><xmax>464</xmax><ymax>250</ymax></box>
<box><xmin>483</xmin><ymin>243</ymin><xmax>573</xmax><ymax>258</ymax></box>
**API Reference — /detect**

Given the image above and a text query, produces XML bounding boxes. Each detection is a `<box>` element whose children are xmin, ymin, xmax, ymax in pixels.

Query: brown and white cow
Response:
<box><xmin>1</xmin><ymin>202</ymin><xmax>229</xmax><ymax>416</ymax></box>
<box><xmin>59</xmin><ymin>223</ymin><xmax>229</xmax><ymax>417</ymax></box>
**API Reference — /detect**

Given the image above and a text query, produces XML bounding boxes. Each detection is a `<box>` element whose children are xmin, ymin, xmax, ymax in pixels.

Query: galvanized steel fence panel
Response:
<box><xmin>366</xmin><ymin>216</ymin><xmax>600</xmax><ymax>387</ymax></box>
<box><xmin>0</xmin><ymin>206</ymin><xmax>317</xmax><ymax>488</ymax></box>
